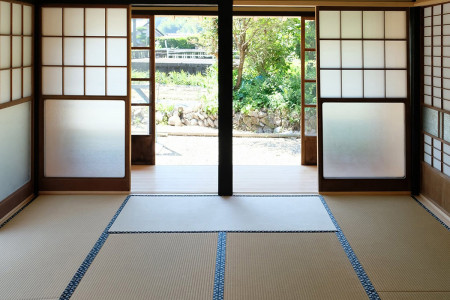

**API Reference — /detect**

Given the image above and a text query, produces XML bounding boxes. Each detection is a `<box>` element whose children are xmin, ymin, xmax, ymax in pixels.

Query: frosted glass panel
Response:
<box><xmin>42</xmin><ymin>8</ymin><xmax>62</xmax><ymax>36</ymax></box>
<box><xmin>385</xmin><ymin>41</ymin><xmax>407</xmax><ymax>68</ymax></box>
<box><xmin>364</xmin><ymin>70</ymin><xmax>385</xmax><ymax>98</ymax></box>
<box><xmin>107</xmin><ymin>38</ymin><xmax>127</xmax><ymax>66</ymax></box>
<box><xmin>64</xmin><ymin>38</ymin><xmax>84</xmax><ymax>66</ymax></box>
<box><xmin>0</xmin><ymin>70</ymin><xmax>10</xmax><ymax>104</ymax></box>
<box><xmin>23</xmin><ymin>37</ymin><xmax>32</xmax><ymax>67</ymax></box>
<box><xmin>23</xmin><ymin>5</ymin><xmax>32</xmax><ymax>35</ymax></box>
<box><xmin>341</xmin><ymin>11</ymin><xmax>362</xmax><ymax>38</ymax></box>
<box><xmin>320</xmin><ymin>70</ymin><xmax>341</xmax><ymax>98</ymax></box>
<box><xmin>107</xmin><ymin>68</ymin><xmax>127</xmax><ymax>96</ymax></box>
<box><xmin>23</xmin><ymin>67</ymin><xmax>32</xmax><ymax>98</ymax></box>
<box><xmin>341</xmin><ymin>41</ymin><xmax>362</xmax><ymax>68</ymax></box>
<box><xmin>42</xmin><ymin>37</ymin><xmax>62</xmax><ymax>66</ymax></box>
<box><xmin>12</xmin><ymin>37</ymin><xmax>22</xmax><ymax>68</ymax></box>
<box><xmin>363</xmin><ymin>11</ymin><xmax>384</xmax><ymax>38</ymax></box>
<box><xmin>42</xmin><ymin>67</ymin><xmax>62</xmax><ymax>95</ymax></box>
<box><xmin>385</xmin><ymin>11</ymin><xmax>407</xmax><ymax>39</ymax></box>
<box><xmin>323</xmin><ymin>103</ymin><xmax>405</xmax><ymax>178</ymax></box>
<box><xmin>423</xmin><ymin>107</ymin><xmax>438</xmax><ymax>136</ymax></box>
<box><xmin>319</xmin><ymin>40</ymin><xmax>340</xmax><ymax>68</ymax></box>
<box><xmin>64</xmin><ymin>67</ymin><xmax>84</xmax><ymax>95</ymax></box>
<box><xmin>444</xmin><ymin>113</ymin><xmax>450</xmax><ymax>142</ymax></box>
<box><xmin>86</xmin><ymin>38</ymin><xmax>105</xmax><ymax>66</ymax></box>
<box><xmin>0</xmin><ymin>36</ymin><xmax>11</xmax><ymax>68</ymax></box>
<box><xmin>85</xmin><ymin>67</ymin><xmax>105</xmax><ymax>95</ymax></box>
<box><xmin>342</xmin><ymin>70</ymin><xmax>362</xmax><ymax>98</ymax></box>
<box><xmin>0</xmin><ymin>102</ymin><xmax>31</xmax><ymax>201</ymax></box>
<box><xmin>44</xmin><ymin>100</ymin><xmax>125</xmax><ymax>177</ymax></box>
<box><xmin>386</xmin><ymin>70</ymin><xmax>407</xmax><ymax>98</ymax></box>
<box><xmin>12</xmin><ymin>68</ymin><xmax>21</xmax><ymax>100</ymax></box>
<box><xmin>319</xmin><ymin>11</ymin><xmax>340</xmax><ymax>38</ymax></box>
<box><xmin>0</xmin><ymin>2</ymin><xmax>11</xmax><ymax>34</ymax></box>
<box><xmin>85</xmin><ymin>8</ymin><xmax>105</xmax><ymax>36</ymax></box>
<box><xmin>64</xmin><ymin>8</ymin><xmax>84</xmax><ymax>36</ymax></box>
<box><xmin>12</xmin><ymin>4</ymin><xmax>21</xmax><ymax>35</ymax></box>
<box><xmin>363</xmin><ymin>41</ymin><xmax>384</xmax><ymax>68</ymax></box>
<box><xmin>107</xmin><ymin>8</ymin><xmax>127</xmax><ymax>36</ymax></box>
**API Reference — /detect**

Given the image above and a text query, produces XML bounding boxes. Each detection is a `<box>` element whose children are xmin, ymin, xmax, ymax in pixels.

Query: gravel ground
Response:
<box><xmin>156</xmin><ymin>135</ymin><xmax>301</xmax><ymax>165</ymax></box>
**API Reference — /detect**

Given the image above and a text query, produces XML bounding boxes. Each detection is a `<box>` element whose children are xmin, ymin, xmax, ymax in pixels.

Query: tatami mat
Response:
<box><xmin>109</xmin><ymin>195</ymin><xmax>335</xmax><ymax>232</ymax></box>
<box><xmin>224</xmin><ymin>233</ymin><xmax>368</xmax><ymax>300</ymax></box>
<box><xmin>0</xmin><ymin>195</ymin><xmax>126</xmax><ymax>300</ymax></box>
<box><xmin>379</xmin><ymin>292</ymin><xmax>450</xmax><ymax>300</ymax></box>
<box><xmin>325</xmin><ymin>195</ymin><xmax>450</xmax><ymax>292</ymax></box>
<box><xmin>71</xmin><ymin>233</ymin><xmax>217</xmax><ymax>300</ymax></box>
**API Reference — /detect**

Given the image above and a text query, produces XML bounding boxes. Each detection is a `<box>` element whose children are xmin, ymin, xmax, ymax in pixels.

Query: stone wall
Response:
<box><xmin>156</xmin><ymin>105</ymin><xmax>300</xmax><ymax>133</ymax></box>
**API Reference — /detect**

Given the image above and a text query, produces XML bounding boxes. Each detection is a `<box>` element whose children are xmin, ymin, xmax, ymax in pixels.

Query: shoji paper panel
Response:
<box><xmin>323</xmin><ymin>103</ymin><xmax>405</xmax><ymax>178</ymax></box>
<box><xmin>64</xmin><ymin>8</ymin><xmax>84</xmax><ymax>36</ymax></box>
<box><xmin>0</xmin><ymin>102</ymin><xmax>31</xmax><ymax>200</ymax></box>
<box><xmin>44</xmin><ymin>100</ymin><xmax>125</xmax><ymax>177</ymax></box>
<box><xmin>42</xmin><ymin>8</ymin><xmax>62</xmax><ymax>36</ymax></box>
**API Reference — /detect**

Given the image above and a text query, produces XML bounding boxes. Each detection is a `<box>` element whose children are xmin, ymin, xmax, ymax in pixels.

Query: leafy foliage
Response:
<box><xmin>155</xmin><ymin>36</ymin><xmax>199</xmax><ymax>49</ymax></box>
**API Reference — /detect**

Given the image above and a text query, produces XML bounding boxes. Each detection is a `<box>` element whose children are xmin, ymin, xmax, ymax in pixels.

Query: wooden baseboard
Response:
<box><xmin>320</xmin><ymin>191</ymin><xmax>411</xmax><ymax>196</ymax></box>
<box><xmin>0</xmin><ymin>182</ymin><xmax>34</xmax><ymax>221</ymax></box>
<box><xmin>39</xmin><ymin>191</ymin><xmax>130</xmax><ymax>195</ymax></box>
<box><xmin>416</xmin><ymin>194</ymin><xmax>450</xmax><ymax>227</ymax></box>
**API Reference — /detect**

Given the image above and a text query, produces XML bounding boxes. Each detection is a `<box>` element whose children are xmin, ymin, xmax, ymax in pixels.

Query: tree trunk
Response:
<box><xmin>234</xmin><ymin>48</ymin><xmax>246</xmax><ymax>91</ymax></box>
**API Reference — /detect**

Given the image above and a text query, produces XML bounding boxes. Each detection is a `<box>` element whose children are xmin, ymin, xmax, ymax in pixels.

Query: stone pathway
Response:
<box><xmin>156</xmin><ymin>135</ymin><xmax>301</xmax><ymax>165</ymax></box>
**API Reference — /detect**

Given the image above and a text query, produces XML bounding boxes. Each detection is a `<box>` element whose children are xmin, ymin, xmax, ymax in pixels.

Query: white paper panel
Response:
<box><xmin>364</xmin><ymin>70</ymin><xmax>385</xmax><ymax>98</ymax></box>
<box><xmin>85</xmin><ymin>67</ymin><xmax>105</xmax><ymax>95</ymax></box>
<box><xmin>0</xmin><ymin>2</ymin><xmax>11</xmax><ymax>34</ymax></box>
<box><xmin>444</xmin><ymin>47</ymin><xmax>450</xmax><ymax>57</ymax></box>
<box><xmin>424</xmin><ymin>37</ymin><xmax>431</xmax><ymax>46</ymax></box>
<box><xmin>424</xmin><ymin>57</ymin><xmax>431</xmax><ymax>67</ymax></box>
<box><xmin>433</xmin><ymin>15</ymin><xmax>441</xmax><ymax>26</ymax></box>
<box><xmin>386</xmin><ymin>70</ymin><xmax>407</xmax><ymax>98</ymax></box>
<box><xmin>436</xmin><ymin>25</ymin><xmax>444</xmax><ymax>35</ymax></box>
<box><xmin>364</xmin><ymin>41</ymin><xmax>385</xmax><ymax>68</ymax></box>
<box><xmin>424</xmin><ymin>95</ymin><xmax>432</xmax><ymax>105</ymax></box>
<box><xmin>342</xmin><ymin>70</ymin><xmax>362</xmax><ymax>98</ymax></box>
<box><xmin>444</xmin><ymin>36</ymin><xmax>450</xmax><ymax>46</ymax></box>
<box><xmin>433</xmin><ymin>57</ymin><xmax>441</xmax><ymax>67</ymax></box>
<box><xmin>0</xmin><ymin>36</ymin><xmax>11</xmax><ymax>69</ymax></box>
<box><xmin>85</xmin><ymin>8</ymin><xmax>105</xmax><ymax>36</ymax></box>
<box><xmin>107</xmin><ymin>8</ymin><xmax>127</xmax><ymax>36</ymax></box>
<box><xmin>424</xmin><ymin>134</ymin><xmax>432</xmax><ymax>144</ymax></box>
<box><xmin>323</xmin><ymin>102</ymin><xmax>405</xmax><ymax>178</ymax></box>
<box><xmin>341</xmin><ymin>11</ymin><xmax>362</xmax><ymax>38</ymax></box>
<box><xmin>86</xmin><ymin>38</ymin><xmax>105</xmax><ymax>66</ymax></box>
<box><xmin>64</xmin><ymin>38</ymin><xmax>84</xmax><ymax>66</ymax></box>
<box><xmin>23</xmin><ymin>37</ymin><xmax>32</xmax><ymax>67</ymax></box>
<box><xmin>320</xmin><ymin>70</ymin><xmax>341</xmax><ymax>98</ymax></box>
<box><xmin>12</xmin><ymin>68</ymin><xmax>21</xmax><ymax>100</ymax></box>
<box><xmin>319</xmin><ymin>40</ymin><xmax>340</xmax><ymax>68</ymax></box>
<box><xmin>319</xmin><ymin>11</ymin><xmax>340</xmax><ymax>38</ymax></box>
<box><xmin>444</xmin><ymin>3</ymin><xmax>450</xmax><ymax>14</ymax></box>
<box><xmin>64</xmin><ymin>67</ymin><xmax>84</xmax><ymax>95</ymax></box>
<box><xmin>64</xmin><ymin>8</ymin><xmax>84</xmax><ymax>36</ymax></box>
<box><xmin>107</xmin><ymin>38</ymin><xmax>127</xmax><ymax>66</ymax></box>
<box><xmin>434</xmin><ymin>139</ymin><xmax>442</xmax><ymax>150</ymax></box>
<box><xmin>385</xmin><ymin>41</ymin><xmax>407</xmax><ymax>69</ymax></box>
<box><xmin>444</xmin><ymin>14</ymin><xmax>450</xmax><ymax>25</ymax></box>
<box><xmin>425</xmin><ymin>66</ymin><xmax>431</xmax><ymax>75</ymax></box>
<box><xmin>433</xmin><ymin>159</ymin><xmax>441</xmax><ymax>171</ymax></box>
<box><xmin>424</xmin><ymin>7</ymin><xmax>432</xmax><ymax>17</ymax></box>
<box><xmin>341</xmin><ymin>41</ymin><xmax>362</xmax><ymax>68</ymax></box>
<box><xmin>23</xmin><ymin>67</ymin><xmax>32</xmax><ymax>98</ymax></box>
<box><xmin>363</xmin><ymin>11</ymin><xmax>384</xmax><ymax>38</ymax></box>
<box><xmin>424</xmin><ymin>144</ymin><xmax>432</xmax><ymax>155</ymax></box>
<box><xmin>385</xmin><ymin>11</ymin><xmax>407</xmax><ymax>39</ymax></box>
<box><xmin>42</xmin><ymin>37</ymin><xmax>62</xmax><ymax>66</ymax></box>
<box><xmin>12</xmin><ymin>37</ymin><xmax>22</xmax><ymax>68</ymax></box>
<box><xmin>424</xmin><ymin>75</ymin><xmax>431</xmax><ymax>85</ymax></box>
<box><xmin>424</xmin><ymin>47</ymin><xmax>431</xmax><ymax>56</ymax></box>
<box><xmin>434</xmin><ymin>5</ymin><xmax>442</xmax><ymax>15</ymax></box>
<box><xmin>107</xmin><ymin>68</ymin><xmax>127</xmax><ymax>96</ymax></box>
<box><xmin>424</xmin><ymin>153</ymin><xmax>432</xmax><ymax>165</ymax></box>
<box><xmin>12</xmin><ymin>3</ymin><xmax>21</xmax><ymax>35</ymax></box>
<box><xmin>42</xmin><ymin>7</ymin><xmax>62</xmax><ymax>36</ymax></box>
<box><xmin>424</xmin><ymin>27</ymin><xmax>431</xmax><ymax>36</ymax></box>
<box><xmin>0</xmin><ymin>70</ymin><xmax>11</xmax><ymax>104</ymax></box>
<box><xmin>44</xmin><ymin>100</ymin><xmax>125</xmax><ymax>177</ymax></box>
<box><xmin>0</xmin><ymin>102</ymin><xmax>31</xmax><ymax>201</ymax></box>
<box><xmin>42</xmin><ymin>67</ymin><xmax>62</xmax><ymax>95</ymax></box>
<box><xmin>23</xmin><ymin>5</ymin><xmax>32</xmax><ymax>35</ymax></box>
<box><xmin>424</xmin><ymin>17</ymin><xmax>432</xmax><ymax>27</ymax></box>
<box><xmin>424</xmin><ymin>85</ymin><xmax>431</xmax><ymax>95</ymax></box>
<box><xmin>433</xmin><ymin>36</ymin><xmax>441</xmax><ymax>46</ymax></box>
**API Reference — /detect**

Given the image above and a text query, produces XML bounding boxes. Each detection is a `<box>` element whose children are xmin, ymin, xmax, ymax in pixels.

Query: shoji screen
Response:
<box><xmin>0</xmin><ymin>1</ymin><xmax>33</xmax><ymax>216</ymax></box>
<box><xmin>423</xmin><ymin>4</ymin><xmax>450</xmax><ymax>177</ymax></box>
<box><xmin>40</xmin><ymin>6</ymin><xmax>130</xmax><ymax>191</ymax></box>
<box><xmin>317</xmin><ymin>8</ymin><xmax>410</xmax><ymax>191</ymax></box>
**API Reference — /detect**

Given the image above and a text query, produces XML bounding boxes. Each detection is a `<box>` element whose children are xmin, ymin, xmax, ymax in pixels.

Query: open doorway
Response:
<box><xmin>232</xmin><ymin>16</ymin><xmax>318</xmax><ymax>193</ymax></box>
<box><xmin>131</xmin><ymin>15</ymin><xmax>219</xmax><ymax>193</ymax></box>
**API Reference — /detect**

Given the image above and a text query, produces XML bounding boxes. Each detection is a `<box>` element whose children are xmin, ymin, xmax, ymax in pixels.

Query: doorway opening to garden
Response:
<box><xmin>130</xmin><ymin>13</ymin><xmax>318</xmax><ymax>193</ymax></box>
<box><xmin>232</xmin><ymin>16</ymin><xmax>318</xmax><ymax>193</ymax></box>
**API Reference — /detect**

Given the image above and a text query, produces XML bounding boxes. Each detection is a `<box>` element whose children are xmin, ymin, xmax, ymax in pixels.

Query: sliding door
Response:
<box><xmin>39</xmin><ymin>5</ymin><xmax>131</xmax><ymax>191</ymax></box>
<box><xmin>317</xmin><ymin>7</ymin><xmax>410</xmax><ymax>191</ymax></box>
<box><xmin>0</xmin><ymin>0</ymin><xmax>34</xmax><ymax>218</ymax></box>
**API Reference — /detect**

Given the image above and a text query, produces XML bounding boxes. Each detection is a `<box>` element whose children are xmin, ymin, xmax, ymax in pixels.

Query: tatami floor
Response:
<box><xmin>131</xmin><ymin>165</ymin><xmax>319</xmax><ymax>194</ymax></box>
<box><xmin>0</xmin><ymin>194</ymin><xmax>449</xmax><ymax>299</ymax></box>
